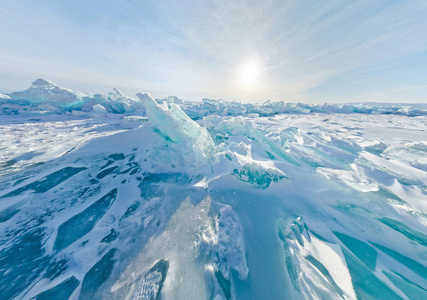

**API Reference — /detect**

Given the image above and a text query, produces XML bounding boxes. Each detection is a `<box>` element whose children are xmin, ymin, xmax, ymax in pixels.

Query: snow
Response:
<box><xmin>277</xmin><ymin>217</ymin><xmax>357</xmax><ymax>299</ymax></box>
<box><xmin>91</xmin><ymin>104</ymin><xmax>108</xmax><ymax>115</ymax></box>
<box><xmin>309</xmin><ymin>235</ymin><xmax>356</xmax><ymax>299</ymax></box>
<box><xmin>0</xmin><ymin>80</ymin><xmax>427</xmax><ymax>299</ymax></box>
<box><xmin>0</xmin><ymin>93</ymin><xmax>11</xmax><ymax>100</ymax></box>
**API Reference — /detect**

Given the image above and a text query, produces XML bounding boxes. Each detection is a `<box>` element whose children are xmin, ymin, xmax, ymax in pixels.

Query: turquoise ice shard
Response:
<box><xmin>137</xmin><ymin>92</ymin><xmax>215</xmax><ymax>167</ymax></box>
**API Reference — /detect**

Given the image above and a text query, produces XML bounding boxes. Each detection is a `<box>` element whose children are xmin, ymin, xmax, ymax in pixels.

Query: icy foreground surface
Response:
<box><xmin>0</xmin><ymin>95</ymin><xmax>427</xmax><ymax>299</ymax></box>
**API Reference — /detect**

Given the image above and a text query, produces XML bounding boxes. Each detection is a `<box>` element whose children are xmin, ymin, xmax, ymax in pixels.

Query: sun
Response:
<box><xmin>239</xmin><ymin>60</ymin><xmax>261</xmax><ymax>88</ymax></box>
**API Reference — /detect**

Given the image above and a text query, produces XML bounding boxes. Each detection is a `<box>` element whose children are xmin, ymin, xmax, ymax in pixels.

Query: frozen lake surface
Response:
<box><xmin>1</xmin><ymin>93</ymin><xmax>427</xmax><ymax>299</ymax></box>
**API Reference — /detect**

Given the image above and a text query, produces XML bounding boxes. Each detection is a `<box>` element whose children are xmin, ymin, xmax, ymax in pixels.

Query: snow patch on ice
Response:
<box><xmin>91</xmin><ymin>103</ymin><xmax>108</xmax><ymax>115</ymax></box>
<box><xmin>278</xmin><ymin>217</ymin><xmax>357</xmax><ymax>299</ymax></box>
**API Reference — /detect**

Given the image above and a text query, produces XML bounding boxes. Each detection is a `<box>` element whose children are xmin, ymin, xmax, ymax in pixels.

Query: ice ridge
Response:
<box><xmin>1</xmin><ymin>79</ymin><xmax>427</xmax><ymax>116</ymax></box>
<box><xmin>0</xmin><ymin>96</ymin><xmax>427</xmax><ymax>299</ymax></box>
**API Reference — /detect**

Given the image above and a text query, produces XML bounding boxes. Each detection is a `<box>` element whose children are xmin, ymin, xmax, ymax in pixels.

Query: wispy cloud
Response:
<box><xmin>1</xmin><ymin>0</ymin><xmax>426</xmax><ymax>103</ymax></box>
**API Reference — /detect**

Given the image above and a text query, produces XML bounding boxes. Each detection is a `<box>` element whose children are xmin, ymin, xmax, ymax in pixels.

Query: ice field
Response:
<box><xmin>0</xmin><ymin>80</ymin><xmax>427</xmax><ymax>299</ymax></box>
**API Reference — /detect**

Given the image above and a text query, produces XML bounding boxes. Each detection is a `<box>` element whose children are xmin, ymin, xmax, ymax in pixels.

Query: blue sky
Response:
<box><xmin>1</xmin><ymin>0</ymin><xmax>426</xmax><ymax>103</ymax></box>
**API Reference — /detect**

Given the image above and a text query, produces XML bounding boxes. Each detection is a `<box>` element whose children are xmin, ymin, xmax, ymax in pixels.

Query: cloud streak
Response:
<box><xmin>1</xmin><ymin>0</ymin><xmax>426</xmax><ymax>103</ymax></box>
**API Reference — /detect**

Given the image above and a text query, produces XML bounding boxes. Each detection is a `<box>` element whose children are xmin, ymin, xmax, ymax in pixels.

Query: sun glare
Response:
<box><xmin>239</xmin><ymin>60</ymin><xmax>261</xmax><ymax>88</ymax></box>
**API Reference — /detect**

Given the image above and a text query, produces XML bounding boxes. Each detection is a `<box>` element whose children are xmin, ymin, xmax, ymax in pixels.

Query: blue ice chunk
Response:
<box><xmin>35</xmin><ymin>276</ymin><xmax>79</xmax><ymax>300</ymax></box>
<box><xmin>1</xmin><ymin>167</ymin><xmax>86</xmax><ymax>198</ymax></box>
<box><xmin>134</xmin><ymin>259</ymin><xmax>169</xmax><ymax>300</ymax></box>
<box><xmin>214</xmin><ymin>270</ymin><xmax>231</xmax><ymax>300</ymax></box>
<box><xmin>119</xmin><ymin>201</ymin><xmax>141</xmax><ymax>221</ymax></box>
<box><xmin>0</xmin><ymin>200</ymin><xmax>23</xmax><ymax>223</ymax></box>
<box><xmin>79</xmin><ymin>249</ymin><xmax>117</xmax><ymax>299</ymax></box>
<box><xmin>54</xmin><ymin>188</ymin><xmax>118</xmax><ymax>252</ymax></box>
<box><xmin>380</xmin><ymin>217</ymin><xmax>427</xmax><ymax>247</ymax></box>
<box><xmin>334</xmin><ymin>232</ymin><xmax>377</xmax><ymax>271</ymax></box>
<box><xmin>341</xmin><ymin>247</ymin><xmax>401</xmax><ymax>300</ymax></box>
<box><xmin>232</xmin><ymin>167</ymin><xmax>285</xmax><ymax>189</ymax></box>
<box><xmin>0</xmin><ymin>228</ymin><xmax>50</xmax><ymax>299</ymax></box>
<box><xmin>101</xmin><ymin>229</ymin><xmax>118</xmax><ymax>244</ymax></box>
<box><xmin>96</xmin><ymin>166</ymin><xmax>118</xmax><ymax>179</ymax></box>
<box><xmin>383</xmin><ymin>271</ymin><xmax>427</xmax><ymax>300</ymax></box>
<box><xmin>371</xmin><ymin>242</ymin><xmax>427</xmax><ymax>279</ymax></box>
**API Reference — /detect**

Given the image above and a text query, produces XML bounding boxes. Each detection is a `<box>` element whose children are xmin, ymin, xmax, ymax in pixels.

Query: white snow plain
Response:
<box><xmin>0</xmin><ymin>82</ymin><xmax>427</xmax><ymax>300</ymax></box>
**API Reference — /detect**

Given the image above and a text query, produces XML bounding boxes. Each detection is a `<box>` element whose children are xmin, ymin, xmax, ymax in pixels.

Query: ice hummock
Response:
<box><xmin>0</xmin><ymin>82</ymin><xmax>427</xmax><ymax>299</ymax></box>
<box><xmin>1</xmin><ymin>79</ymin><xmax>146</xmax><ymax>115</ymax></box>
<box><xmin>1</xmin><ymin>79</ymin><xmax>427</xmax><ymax>117</ymax></box>
<box><xmin>9</xmin><ymin>79</ymin><xmax>82</xmax><ymax>106</ymax></box>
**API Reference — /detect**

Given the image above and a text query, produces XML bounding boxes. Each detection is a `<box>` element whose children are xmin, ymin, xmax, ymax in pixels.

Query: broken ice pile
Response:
<box><xmin>1</xmin><ymin>79</ymin><xmax>427</xmax><ymax>117</ymax></box>
<box><xmin>0</xmin><ymin>81</ymin><xmax>427</xmax><ymax>299</ymax></box>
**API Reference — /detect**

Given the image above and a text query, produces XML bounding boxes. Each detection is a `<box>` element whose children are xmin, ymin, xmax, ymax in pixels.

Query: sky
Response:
<box><xmin>1</xmin><ymin>0</ymin><xmax>427</xmax><ymax>103</ymax></box>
